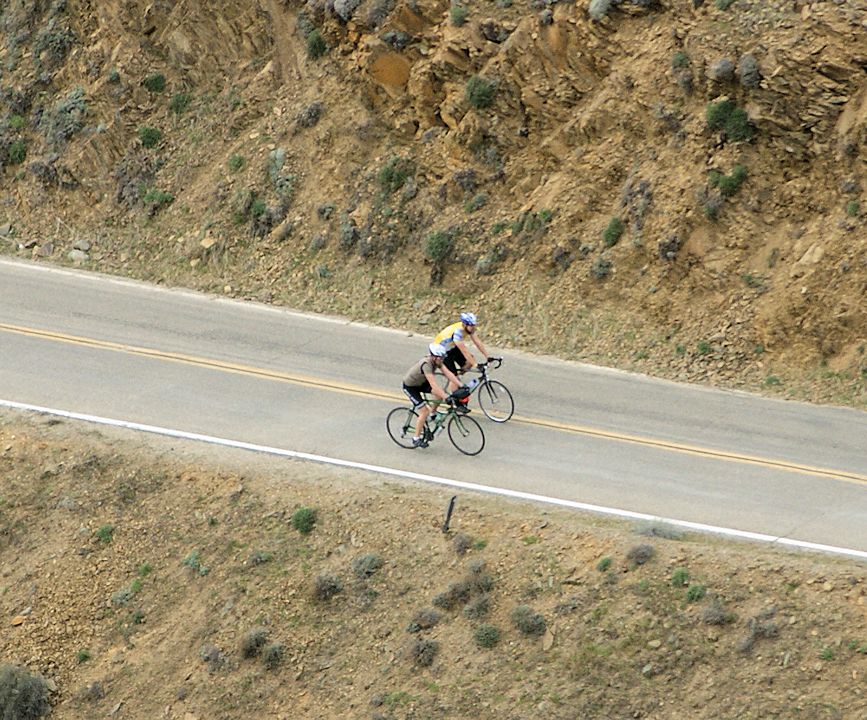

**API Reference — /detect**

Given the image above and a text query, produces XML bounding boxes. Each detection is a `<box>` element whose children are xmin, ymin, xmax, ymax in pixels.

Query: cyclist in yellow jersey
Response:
<box><xmin>433</xmin><ymin>312</ymin><xmax>492</xmax><ymax>398</ymax></box>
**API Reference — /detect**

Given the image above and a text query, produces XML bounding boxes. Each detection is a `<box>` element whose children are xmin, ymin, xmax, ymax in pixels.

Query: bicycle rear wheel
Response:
<box><xmin>477</xmin><ymin>379</ymin><xmax>514</xmax><ymax>423</ymax></box>
<box><xmin>386</xmin><ymin>407</ymin><xmax>421</xmax><ymax>448</ymax></box>
<box><xmin>447</xmin><ymin>414</ymin><xmax>485</xmax><ymax>456</ymax></box>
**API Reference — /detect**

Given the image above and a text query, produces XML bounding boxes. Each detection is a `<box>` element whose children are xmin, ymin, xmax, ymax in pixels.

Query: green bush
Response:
<box><xmin>250</xmin><ymin>198</ymin><xmax>267</xmax><ymax>219</ymax></box>
<box><xmin>710</xmin><ymin>164</ymin><xmax>747</xmax><ymax>197</ymax></box>
<box><xmin>425</xmin><ymin>230</ymin><xmax>456</xmax><ymax>263</ymax></box>
<box><xmin>108</xmin><ymin>67</ymin><xmax>121</xmax><ymax>83</ymax></box>
<box><xmin>706</xmin><ymin>100</ymin><xmax>754</xmax><ymax>141</ymax></box>
<box><xmin>8</xmin><ymin>139</ymin><xmax>26</xmax><ymax>164</ymax></box>
<box><xmin>228</xmin><ymin>154</ymin><xmax>245</xmax><ymax>172</ymax></box>
<box><xmin>292</xmin><ymin>506</ymin><xmax>317</xmax><ymax>534</ymax></box>
<box><xmin>686</xmin><ymin>584</ymin><xmax>707</xmax><ymax>602</ymax></box>
<box><xmin>138</xmin><ymin>126</ymin><xmax>162</xmax><ymax>148</ymax></box>
<box><xmin>378</xmin><ymin>156</ymin><xmax>414</xmax><ymax>194</ymax></box>
<box><xmin>142</xmin><ymin>188</ymin><xmax>174</xmax><ymax>213</ymax></box>
<box><xmin>143</xmin><ymin>73</ymin><xmax>166</xmax><ymax>93</ymax></box>
<box><xmin>182</xmin><ymin>550</ymin><xmax>210</xmax><ymax>576</ymax></box>
<box><xmin>846</xmin><ymin>200</ymin><xmax>860</xmax><ymax>217</ymax></box>
<box><xmin>474</xmin><ymin>624</ymin><xmax>500</xmax><ymax>648</ymax></box>
<box><xmin>511</xmin><ymin>605</ymin><xmax>546</xmax><ymax>636</ymax></box>
<box><xmin>9</xmin><ymin>115</ymin><xmax>26</xmax><ymax>131</ymax></box>
<box><xmin>241</xmin><ymin>628</ymin><xmax>268</xmax><ymax>658</ymax></box>
<box><xmin>671</xmin><ymin>568</ymin><xmax>689</xmax><ymax>587</ymax></box>
<box><xmin>95</xmin><ymin>524</ymin><xmax>114</xmax><ymax>543</ymax></box>
<box><xmin>466</xmin><ymin>75</ymin><xmax>496</xmax><ymax>109</ymax></box>
<box><xmin>596</xmin><ymin>556</ymin><xmax>612</xmax><ymax>572</ymax></box>
<box><xmin>464</xmin><ymin>193</ymin><xmax>488</xmax><ymax>213</ymax></box>
<box><xmin>0</xmin><ymin>664</ymin><xmax>50</xmax><ymax>720</ymax></box>
<box><xmin>307</xmin><ymin>30</ymin><xmax>327</xmax><ymax>59</ymax></box>
<box><xmin>511</xmin><ymin>210</ymin><xmax>550</xmax><ymax>237</ymax></box>
<box><xmin>715</xmin><ymin>0</ymin><xmax>736</xmax><ymax>9</ymax></box>
<box><xmin>672</xmin><ymin>51</ymin><xmax>689</xmax><ymax>69</ymax></box>
<box><xmin>706</xmin><ymin>99</ymin><xmax>734</xmax><ymax>130</ymax></box>
<box><xmin>170</xmin><ymin>92</ymin><xmax>191</xmax><ymax>115</ymax></box>
<box><xmin>603</xmin><ymin>216</ymin><xmax>624</xmax><ymax>247</ymax></box>
<box><xmin>450</xmin><ymin>5</ymin><xmax>469</xmax><ymax>26</ymax></box>
<box><xmin>76</xmin><ymin>649</ymin><xmax>91</xmax><ymax>663</ymax></box>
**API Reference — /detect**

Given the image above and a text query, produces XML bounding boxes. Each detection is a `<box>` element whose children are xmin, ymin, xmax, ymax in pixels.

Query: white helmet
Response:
<box><xmin>428</xmin><ymin>342</ymin><xmax>447</xmax><ymax>358</ymax></box>
<box><xmin>460</xmin><ymin>311</ymin><xmax>477</xmax><ymax>326</ymax></box>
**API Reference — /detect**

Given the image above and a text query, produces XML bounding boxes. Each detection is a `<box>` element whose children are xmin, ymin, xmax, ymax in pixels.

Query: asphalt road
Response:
<box><xmin>1</xmin><ymin>258</ymin><xmax>865</xmax><ymax>556</ymax></box>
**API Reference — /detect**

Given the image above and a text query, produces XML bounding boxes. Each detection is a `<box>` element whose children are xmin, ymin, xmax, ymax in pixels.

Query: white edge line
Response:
<box><xmin>2</xmin><ymin>398</ymin><xmax>865</xmax><ymax>562</ymax></box>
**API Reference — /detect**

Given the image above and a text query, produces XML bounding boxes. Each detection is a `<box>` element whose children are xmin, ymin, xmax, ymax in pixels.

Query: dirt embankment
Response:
<box><xmin>0</xmin><ymin>412</ymin><xmax>866</xmax><ymax>719</ymax></box>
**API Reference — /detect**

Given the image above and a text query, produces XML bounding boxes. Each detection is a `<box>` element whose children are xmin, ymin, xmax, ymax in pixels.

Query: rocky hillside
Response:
<box><xmin>0</xmin><ymin>0</ymin><xmax>865</xmax><ymax>405</ymax></box>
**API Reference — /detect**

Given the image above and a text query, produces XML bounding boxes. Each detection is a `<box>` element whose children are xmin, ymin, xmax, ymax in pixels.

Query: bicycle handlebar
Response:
<box><xmin>476</xmin><ymin>356</ymin><xmax>503</xmax><ymax>372</ymax></box>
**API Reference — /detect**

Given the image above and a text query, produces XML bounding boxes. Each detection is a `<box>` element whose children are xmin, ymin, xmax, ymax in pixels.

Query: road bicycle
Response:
<box><xmin>386</xmin><ymin>394</ymin><xmax>486</xmax><ymax>456</ymax></box>
<box><xmin>456</xmin><ymin>356</ymin><xmax>514</xmax><ymax>423</ymax></box>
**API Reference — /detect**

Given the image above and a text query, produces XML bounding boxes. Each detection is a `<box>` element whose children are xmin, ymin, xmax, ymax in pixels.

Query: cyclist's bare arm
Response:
<box><xmin>455</xmin><ymin>340</ymin><xmax>477</xmax><ymax>371</ymax></box>
<box><xmin>471</xmin><ymin>334</ymin><xmax>490</xmax><ymax>360</ymax></box>
<box><xmin>423</xmin><ymin>369</ymin><xmax>450</xmax><ymax>401</ymax></box>
<box><xmin>441</xmin><ymin>365</ymin><xmax>462</xmax><ymax>389</ymax></box>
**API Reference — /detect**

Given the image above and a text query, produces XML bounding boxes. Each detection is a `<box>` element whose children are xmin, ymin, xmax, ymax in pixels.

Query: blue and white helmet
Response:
<box><xmin>460</xmin><ymin>311</ymin><xmax>477</xmax><ymax>326</ymax></box>
<box><xmin>428</xmin><ymin>342</ymin><xmax>447</xmax><ymax>358</ymax></box>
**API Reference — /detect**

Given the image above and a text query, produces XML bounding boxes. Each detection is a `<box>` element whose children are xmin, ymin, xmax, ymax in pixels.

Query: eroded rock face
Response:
<box><xmin>1</xmin><ymin>0</ymin><xmax>865</xmax><ymax>395</ymax></box>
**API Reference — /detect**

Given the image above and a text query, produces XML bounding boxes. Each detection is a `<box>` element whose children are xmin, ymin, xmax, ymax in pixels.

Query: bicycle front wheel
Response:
<box><xmin>386</xmin><ymin>407</ymin><xmax>421</xmax><ymax>448</ymax></box>
<box><xmin>477</xmin><ymin>380</ymin><xmax>514</xmax><ymax>423</ymax></box>
<box><xmin>447</xmin><ymin>414</ymin><xmax>485</xmax><ymax>456</ymax></box>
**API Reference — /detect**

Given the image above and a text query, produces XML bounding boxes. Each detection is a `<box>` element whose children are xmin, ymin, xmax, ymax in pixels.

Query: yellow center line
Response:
<box><xmin>0</xmin><ymin>321</ymin><xmax>393</xmax><ymax>401</ymax></box>
<box><xmin>3</xmin><ymin>321</ymin><xmax>867</xmax><ymax>486</ymax></box>
<box><xmin>513</xmin><ymin>415</ymin><xmax>867</xmax><ymax>485</ymax></box>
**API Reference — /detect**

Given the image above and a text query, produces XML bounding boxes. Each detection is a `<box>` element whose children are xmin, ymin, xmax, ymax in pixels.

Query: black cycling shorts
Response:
<box><xmin>443</xmin><ymin>347</ymin><xmax>466</xmax><ymax>375</ymax></box>
<box><xmin>402</xmin><ymin>382</ymin><xmax>431</xmax><ymax>409</ymax></box>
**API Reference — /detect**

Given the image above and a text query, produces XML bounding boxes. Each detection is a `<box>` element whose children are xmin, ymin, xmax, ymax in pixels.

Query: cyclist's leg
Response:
<box><xmin>444</xmin><ymin>349</ymin><xmax>463</xmax><ymax>392</ymax></box>
<box><xmin>403</xmin><ymin>383</ymin><xmax>430</xmax><ymax>439</ymax></box>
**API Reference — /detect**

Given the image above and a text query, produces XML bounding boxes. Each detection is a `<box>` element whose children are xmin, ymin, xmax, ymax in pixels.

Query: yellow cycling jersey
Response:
<box><xmin>434</xmin><ymin>322</ymin><xmax>466</xmax><ymax>351</ymax></box>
